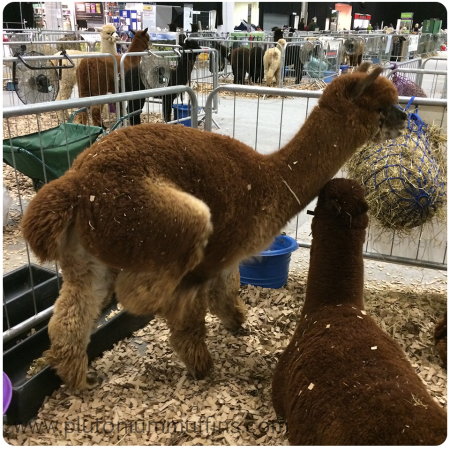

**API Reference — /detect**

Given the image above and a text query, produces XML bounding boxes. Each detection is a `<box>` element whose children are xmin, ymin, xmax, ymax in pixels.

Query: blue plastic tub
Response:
<box><xmin>340</xmin><ymin>64</ymin><xmax>349</xmax><ymax>74</ymax></box>
<box><xmin>172</xmin><ymin>104</ymin><xmax>200</xmax><ymax>127</ymax></box>
<box><xmin>323</xmin><ymin>70</ymin><xmax>336</xmax><ymax>83</ymax></box>
<box><xmin>239</xmin><ymin>235</ymin><xmax>299</xmax><ymax>289</ymax></box>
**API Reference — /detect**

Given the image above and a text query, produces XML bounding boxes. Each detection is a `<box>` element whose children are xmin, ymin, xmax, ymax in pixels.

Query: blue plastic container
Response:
<box><xmin>239</xmin><ymin>235</ymin><xmax>299</xmax><ymax>289</ymax></box>
<box><xmin>172</xmin><ymin>104</ymin><xmax>200</xmax><ymax>127</ymax></box>
<box><xmin>340</xmin><ymin>64</ymin><xmax>349</xmax><ymax>74</ymax></box>
<box><xmin>323</xmin><ymin>70</ymin><xmax>336</xmax><ymax>83</ymax></box>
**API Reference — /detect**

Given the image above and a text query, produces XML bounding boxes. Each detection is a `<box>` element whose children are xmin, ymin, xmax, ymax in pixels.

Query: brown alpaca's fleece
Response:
<box><xmin>434</xmin><ymin>312</ymin><xmax>447</xmax><ymax>368</ymax></box>
<box><xmin>76</xmin><ymin>29</ymin><xmax>150</xmax><ymax>126</ymax></box>
<box><xmin>21</xmin><ymin>64</ymin><xmax>407</xmax><ymax>389</ymax></box>
<box><xmin>272</xmin><ymin>179</ymin><xmax>447</xmax><ymax>446</ymax></box>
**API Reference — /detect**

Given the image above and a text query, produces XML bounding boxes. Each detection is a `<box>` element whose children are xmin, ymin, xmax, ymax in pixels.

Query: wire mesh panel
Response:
<box><xmin>119</xmin><ymin>48</ymin><xmax>212</xmax><ymax>126</ymax></box>
<box><xmin>204</xmin><ymin>85</ymin><xmax>447</xmax><ymax>270</ymax></box>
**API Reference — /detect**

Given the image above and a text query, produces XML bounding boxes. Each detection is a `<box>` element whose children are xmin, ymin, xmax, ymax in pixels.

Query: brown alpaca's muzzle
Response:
<box><xmin>373</xmin><ymin>105</ymin><xmax>408</xmax><ymax>142</ymax></box>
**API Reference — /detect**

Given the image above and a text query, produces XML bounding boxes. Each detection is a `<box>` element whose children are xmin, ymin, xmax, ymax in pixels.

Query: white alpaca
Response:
<box><xmin>54</xmin><ymin>24</ymin><xmax>119</xmax><ymax>121</ymax></box>
<box><xmin>263</xmin><ymin>39</ymin><xmax>286</xmax><ymax>87</ymax></box>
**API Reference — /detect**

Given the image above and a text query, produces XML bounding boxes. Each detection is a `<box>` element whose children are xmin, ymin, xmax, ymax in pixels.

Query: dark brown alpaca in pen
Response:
<box><xmin>272</xmin><ymin>178</ymin><xmax>447</xmax><ymax>445</ymax></box>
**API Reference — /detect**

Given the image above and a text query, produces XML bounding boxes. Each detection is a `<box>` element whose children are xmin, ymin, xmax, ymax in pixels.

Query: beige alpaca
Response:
<box><xmin>21</xmin><ymin>64</ymin><xmax>407</xmax><ymax>390</ymax></box>
<box><xmin>263</xmin><ymin>39</ymin><xmax>286</xmax><ymax>87</ymax></box>
<box><xmin>54</xmin><ymin>24</ymin><xmax>119</xmax><ymax>122</ymax></box>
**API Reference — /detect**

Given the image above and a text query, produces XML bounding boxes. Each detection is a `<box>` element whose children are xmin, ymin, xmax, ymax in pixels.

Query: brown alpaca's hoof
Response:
<box><xmin>176</xmin><ymin>342</ymin><xmax>214</xmax><ymax>380</ymax></box>
<box><xmin>186</xmin><ymin>352</ymin><xmax>214</xmax><ymax>380</ymax></box>
<box><xmin>44</xmin><ymin>348</ymin><xmax>90</xmax><ymax>390</ymax></box>
<box><xmin>229</xmin><ymin>325</ymin><xmax>250</xmax><ymax>336</ymax></box>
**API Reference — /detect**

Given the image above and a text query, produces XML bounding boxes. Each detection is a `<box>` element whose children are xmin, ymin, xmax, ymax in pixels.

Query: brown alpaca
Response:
<box><xmin>272</xmin><ymin>178</ymin><xmax>447</xmax><ymax>445</ymax></box>
<box><xmin>263</xmin><ymin>39</ymin><xmax>286</xmax><ymax>87</ymax></box>
<box><xmin>54</xmin><ymin>24</ymin><xmax>120</xmax><ymax>122</ymax></box>
<box><xmin>76</xmin><ymin>29</ymin><xmax>150</xmax><ymax>127</ymax></box>
<box><xmin>21</xmin><ymin>63</ymin><xmax>407</xmax><ymax>390</ymax></box>
<box><xmin>342</xmin><ymin>37</ymin><xmax>364</xmax><ymax>67</ymax></box>
<box><xmin>434</xmin><ymin>312</ymin><xmax>447</xmax><ymax>368</ymax></box>
<box><xmin>230</xmin><ymin>46</ymin><xmax>250</xmax><ymax>84</ymax></box>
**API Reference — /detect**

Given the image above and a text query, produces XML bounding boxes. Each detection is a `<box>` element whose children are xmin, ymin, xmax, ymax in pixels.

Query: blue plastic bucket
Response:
<box><xmin>323</xmin><ymin>70</ymin><xmax>336</xmax><ymax>83</ymax></box>
<box><xmin>172</xmin><ymin>104</ymin><xmax>200</xmax><ymax>127</ymax></box>
<box><xmin>340</xmin><ymin>64</ymin><xmax>349</xmax><ymax>74</ymax></box>
<box><xmin>372</xmin><ymin>57</ymin><xmax>379</xmax><ymax>64</ymax></box>
<box><xmin>239</xmin><ymin>235</ymin><xmax>299</xmax><ymax>289</ymax></box>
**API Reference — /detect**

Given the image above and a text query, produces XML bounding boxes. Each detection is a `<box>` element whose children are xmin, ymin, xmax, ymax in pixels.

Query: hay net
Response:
<box><xmin>388</xmin><ymin>63</ymin><xmax>427</xmax><ymax>98</ymax></box>
<box><xmin>347</xmin><ymin>97</ymin><xmax>446</xmax><ymax>231</ymax></box>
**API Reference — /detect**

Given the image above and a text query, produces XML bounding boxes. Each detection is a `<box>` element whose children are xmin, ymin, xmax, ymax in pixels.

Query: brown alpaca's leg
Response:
<box><xmin>165</xmin><ymin>279</ymin><xmax>213</xmax><ymax>378</ymax></box>
<box><xmin>91</xmin><ymin>105</ymin><xmax>103</xmax><ymax>127</ymax></box>
<box><xmin>205</xmin><ymin>266</ymin><xmax>246</xmax><ymax>331</ymax></box>
<box><xmin>44</xmin><ymin>229</ymin><xmax>115</xmax><ymax>389</ymax></box>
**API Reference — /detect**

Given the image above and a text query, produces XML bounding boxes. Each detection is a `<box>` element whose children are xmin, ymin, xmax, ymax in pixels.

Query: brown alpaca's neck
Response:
<box><xmin>123</xmin><ymin>40</ymin><xmax>146</xmax><ymax>70</ymax></box>
<box><xmin>302</xmin><ymin>224</ymin><xmax>366</xmax><ymax>316</ymax></box>
<box><xmin>267</xmin><ymin>106</ymin><xmax>371</xmax><ymax>220</ymax></box>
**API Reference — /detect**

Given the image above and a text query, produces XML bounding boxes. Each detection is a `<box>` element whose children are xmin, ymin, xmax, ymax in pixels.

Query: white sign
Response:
<box><xmin>408</xmin><ymin>34</ymin><xmax>419</xmax><ymax>52</ymax></box>
<box><xmin>385</xmin><ymin>35</ymin><xmax>392</xmax><ymax>54</ymax></box>
<box><xmin>184</xmin><ymin>3</ymin><xmax>193</xmax><ymax>31</ymax></box>
<box><xmin>142</xmin><ymin>4</ymin><xmax>156</xmax><ymax>30</ymax></box>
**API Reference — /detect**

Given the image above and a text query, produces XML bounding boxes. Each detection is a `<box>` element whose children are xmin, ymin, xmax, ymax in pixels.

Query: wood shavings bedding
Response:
<box><xmin>192</xmin><ymin>78</ymin><xmax>326</xmax><ymax>100</ymax></box>
<box><xmin>4</xmin><ymin>267</ymin><xmax>446</xmax><ymax>446</ymax></box>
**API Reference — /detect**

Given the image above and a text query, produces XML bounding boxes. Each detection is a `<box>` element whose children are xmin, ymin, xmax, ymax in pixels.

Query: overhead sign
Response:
<box><xmin>354</xmin><ymin>14</ymin><xmax>371</xmax><ymax>20</ymax></box>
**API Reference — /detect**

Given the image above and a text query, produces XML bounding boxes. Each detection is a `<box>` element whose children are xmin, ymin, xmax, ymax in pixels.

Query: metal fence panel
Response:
<box><xmin>3</xmin><ymin>87</ymin><xmax>198</xmax><ymax>341</ymax></box>
<box><xmin>204</xmin><ymin>85</ymin><xmax>447</xmax><ymax>270</ymax></box>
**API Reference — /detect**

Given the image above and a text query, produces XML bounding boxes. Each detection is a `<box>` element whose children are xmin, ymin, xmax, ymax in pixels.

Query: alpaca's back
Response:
<box><xmin>273</xmin><ymin>307</ymin><xmax>447</xmax><ymax>445</ymax></box>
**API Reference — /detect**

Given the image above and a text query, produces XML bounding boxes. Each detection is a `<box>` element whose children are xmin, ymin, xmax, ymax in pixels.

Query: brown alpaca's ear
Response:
<box><xmin>143</xmin><ymin>28</ymin><xmax>148</xmax><ymax>34</ymax></box>
<box><xmin>349</xmin><ymin>66</ymin><xmax>383</xmax><ymax>99</ymax></box>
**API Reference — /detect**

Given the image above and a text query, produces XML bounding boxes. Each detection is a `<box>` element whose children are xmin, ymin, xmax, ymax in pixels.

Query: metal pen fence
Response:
<box><xmin>3</xmin><ymin>47</ymin><xmax>217</xmax><ymax>126</ymax></box>
<box><xmin>204</xmin><ymin>84</ymin><xmax>447</xmax><ymax>270</ymax></box>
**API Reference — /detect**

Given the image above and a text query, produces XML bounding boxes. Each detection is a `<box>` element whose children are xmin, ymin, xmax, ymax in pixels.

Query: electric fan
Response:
<box><xmin>139</xmin><ymin>52</ymin><xmax>173</xmax><ymax>89</ymax></box>
<box><xmin>6</xmin><ymin>32</ymin><xmax>32</xmax><ymax>56</ymax></box>
<box><xmin>12</xmin><ymin>51</ymin><xmax>59</xmax><ymax>104</ymax></box>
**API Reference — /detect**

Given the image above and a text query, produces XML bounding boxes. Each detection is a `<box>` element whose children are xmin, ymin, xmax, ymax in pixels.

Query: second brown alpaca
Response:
<box><xmin>76</xmin><ymin>29</ymin><xmax>150</xmax><ymax>127</ymax></box>
<box><xmin>272</xmin><ymin>178</ymin><xmax>447</xmax><ymax>445</ymax></box>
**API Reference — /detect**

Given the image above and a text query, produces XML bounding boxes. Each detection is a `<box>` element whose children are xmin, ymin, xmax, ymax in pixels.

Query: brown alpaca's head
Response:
<box><xmin>312</xmin><ymin>178</ymin><xmax>369</xmax><ymax>230</ymax></box>
<box><xmin>319</xmin><ymin>63</ymin><xmax>407</xmax><ymax>143</ymax></box>
<box><xmin>129</xmin><ymin>28</ymin><xmax>150</xmax><ymax>51</ymax></box>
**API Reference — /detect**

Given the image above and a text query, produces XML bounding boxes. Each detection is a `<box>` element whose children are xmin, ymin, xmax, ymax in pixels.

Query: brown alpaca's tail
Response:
<box><xmin>21</xmin><ymin>174</ymin><xmax>80</xmax><ymax>262</ymax></box>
